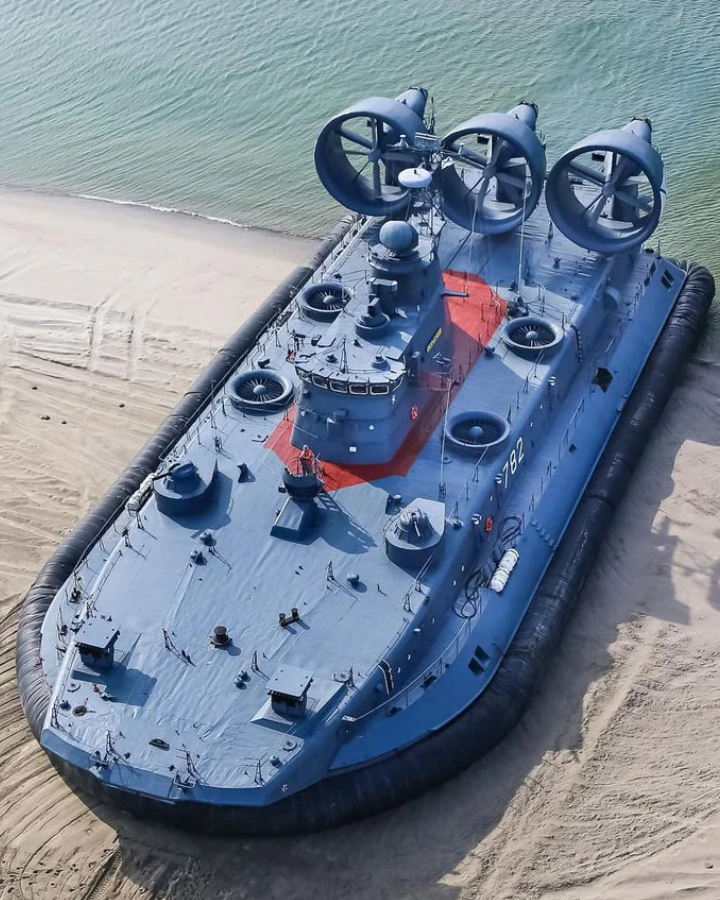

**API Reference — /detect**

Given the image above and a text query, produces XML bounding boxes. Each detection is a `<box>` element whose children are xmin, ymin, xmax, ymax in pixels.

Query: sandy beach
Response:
<box><xmin>1</xmin><ymin>190</ymin><xmax>720</xmax><ymax>900</ymax></box>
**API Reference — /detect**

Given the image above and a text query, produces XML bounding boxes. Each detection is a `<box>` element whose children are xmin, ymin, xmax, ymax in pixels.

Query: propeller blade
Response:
<box><xmin>614</xmin><ymin>189</ymin><xmax>652</xmax><ymax>212</ymax></box>
<box><xmin>580</xmin><ymin>191</ymin><xmax>608</xmax><ymax>224</ymax></box>
<box><xmin>337</xmin><ymin>126</ymin><xmax>373</xmax><ymax>150</ymax></box>
<box><xmin>454</xmin><ymin>146</ymin><xmax>488</xmax><ymax>169</ymax></box>
<box><xmin>608</xmin><ymin>154</ymin><xmax>637</xmax><ymax>186</ymax></box>
<box><xmin>350</xmin><ymin>158</ymin><xmax>371</xmax><ymax>183</ymax></box>
<box><xmin>587</xmin><ymin>194</ymin><xmax>609</xmax><ymax>224</ymax></box>
<box><xmin>567</xmin><ymin>160</ymin><xmax>605</xmax><ymax>186</ymax></box>
<box><xmin>495</xmin><ymin>171</ymin><xmax>526</xmax><ymax>190</ymax></box>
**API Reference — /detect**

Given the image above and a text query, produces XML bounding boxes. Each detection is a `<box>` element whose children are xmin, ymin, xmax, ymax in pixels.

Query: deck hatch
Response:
<box><xmin>268</xmin><ymin>665</ymin><xmax>314</xmax><ymax>720</ymax></box>
<box><xmin>74</xmin><ymin>620</ymin><xmax>120</xmax><ymax>673</ymax></box>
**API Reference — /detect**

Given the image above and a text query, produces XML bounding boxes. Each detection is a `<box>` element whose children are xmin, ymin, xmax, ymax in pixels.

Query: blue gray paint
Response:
<box><xmin>36</xmin><ymin>88</ymin><xmax>686</xmax><ymax>816</ymax></box>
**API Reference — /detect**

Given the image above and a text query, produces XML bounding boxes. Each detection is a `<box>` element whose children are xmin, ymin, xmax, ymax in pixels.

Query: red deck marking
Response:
<box><xmin>266</xmin><ymin>272</ymin><xmax>506</xmax><ymax>490</ymax></box>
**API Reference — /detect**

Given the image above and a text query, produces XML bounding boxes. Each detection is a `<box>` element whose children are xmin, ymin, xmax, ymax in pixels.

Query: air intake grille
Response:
<box><xmin>503</xmin><ymin>315</ymin><xmax>561</xmax><ymax>359</ymax></box>
<box><xmin>445</xmin><ymin>410</ymin><xmax>510</xmax><ymax>456</ymax></box>
<box><xmin>228</xmin><ymin>369</ymin><xmax>293</xmax><ymax>414</ymax></box>
<box><xmin>299</xmin><ymin>282</ymin><xmax>351</xmax><ymax>321</ymax></box>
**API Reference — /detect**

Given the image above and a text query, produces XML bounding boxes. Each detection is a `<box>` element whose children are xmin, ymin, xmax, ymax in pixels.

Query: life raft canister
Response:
<box><xmin>484</xmin><ymin>516</ymin><xmax>494</xmax><ymax>533</ymax></box>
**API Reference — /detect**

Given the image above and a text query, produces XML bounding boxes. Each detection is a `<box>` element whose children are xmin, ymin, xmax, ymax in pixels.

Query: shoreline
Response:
<box><xmin>0</xmin><ymin>182</ymin><xmax>329</xmax><ymax>242</ymax></box>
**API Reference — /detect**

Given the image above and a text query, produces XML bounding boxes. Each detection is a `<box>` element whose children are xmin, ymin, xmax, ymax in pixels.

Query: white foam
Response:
<box><xmin>75</xmin><ymin>193</ymin><xmax>248</xmax><ymax>229</ymax></box>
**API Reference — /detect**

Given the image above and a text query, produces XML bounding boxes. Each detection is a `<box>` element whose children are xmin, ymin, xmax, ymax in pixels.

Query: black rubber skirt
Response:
<box><xmin>16</xmin><ymin>255</ymin><xmax>714</xmax><ymax>835</ymax></box>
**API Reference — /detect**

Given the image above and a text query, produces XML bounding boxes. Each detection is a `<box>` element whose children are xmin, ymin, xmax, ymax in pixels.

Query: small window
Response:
<box><xmin>329</xmin><ymin>380</ymin><xmax>348</xmax><ymax>393</ymax></box>
<box><xmin>296</xmin><ymin>368</ymin><xmax>311</xmax><ymax>382</ymax></box>
<box><xmin>349</xmin><ymin>383</ymin><xmax>368</xmax><ymax>395</ymax></box>
<box><xmin>312</xmin><ymin>375</ymin><xmax>328</xmax><ymax>388</ymax></box>
<box><xmin>370</xmin><ymin>383</ymin><xmax>390</xmax><ymax>395</ymax></box>
<box><xmin>592</xmin><ymin>367</ymin><xmax>613</xmax><ymax>392</ymax></box>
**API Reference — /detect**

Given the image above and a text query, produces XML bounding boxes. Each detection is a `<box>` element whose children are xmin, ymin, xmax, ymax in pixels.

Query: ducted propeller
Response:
<box><xmin>436</xmin><ymin>103</ymin><xmax>546</xmax><ymax>234</ymax></box>
<box><xmin>545</xmin><ymin>118</ymin><xmax>664</xmax><ymax>254</ymax></box>
<box><xmin>314</xmin><ymin>88</ymin><xmax>429</xmax><ymax>216</ymax></box>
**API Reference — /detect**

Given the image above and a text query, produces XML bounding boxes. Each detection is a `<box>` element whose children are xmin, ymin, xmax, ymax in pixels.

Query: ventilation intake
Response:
<box><xmin>445</xmin><ymin>411</ymin><xmax>510</xmax><ymax>456</ymax></box>
<box><xmin>503</xmin><ymin>315</ymin><xmax>562</xmax><ymax>360</ymax></box>
<box><xmin>227</xmin><ymin>369</ymin><xmax>293</xmax><ymax>414</ymax></box>
<box><xmin>298</xmin><ymin>282</ymin><xmax>351</xmax><ymax>322</ymax></box>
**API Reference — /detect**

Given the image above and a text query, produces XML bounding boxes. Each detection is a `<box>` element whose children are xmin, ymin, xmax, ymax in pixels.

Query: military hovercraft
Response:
<box><xmin>17</xmin><ymin>86</ymin><xmax>714</xmax><ymax>834</ymax></box>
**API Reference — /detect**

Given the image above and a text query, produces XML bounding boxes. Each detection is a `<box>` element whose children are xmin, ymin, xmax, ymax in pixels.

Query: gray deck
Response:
<box><xmin>39</xmin><ymin>192</ymin><xmax>679</xmax><ymax>800</ymax></box>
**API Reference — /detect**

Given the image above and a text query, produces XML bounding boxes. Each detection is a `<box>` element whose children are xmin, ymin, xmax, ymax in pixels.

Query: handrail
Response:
<box><xmin>348</xmin><ymin>616</ymin><xmax>474</xmax><ymax>728</ymax></box>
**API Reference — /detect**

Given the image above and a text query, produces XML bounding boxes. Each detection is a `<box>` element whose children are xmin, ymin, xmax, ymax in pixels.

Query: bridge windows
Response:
<box><xmin>300</xmin><ymin>365</ymin><xmax>403</xmax><ymax>396</ymax></box>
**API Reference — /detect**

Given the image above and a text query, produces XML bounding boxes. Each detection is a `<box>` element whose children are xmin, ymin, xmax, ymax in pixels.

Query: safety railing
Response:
<box><xmin>344</xmin><ymin>616</ymin><xmax>474</xmax><ymax>732</ymax></box>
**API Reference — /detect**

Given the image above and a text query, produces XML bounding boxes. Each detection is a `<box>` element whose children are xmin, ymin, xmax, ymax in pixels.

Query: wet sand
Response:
<box><xmin>1</xmin><ymin>190</ymin><xmax>719</xmax><ymax>899</ymax></box>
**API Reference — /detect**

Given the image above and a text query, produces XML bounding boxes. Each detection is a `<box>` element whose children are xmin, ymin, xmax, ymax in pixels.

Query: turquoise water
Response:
<box><xmin>1</xmin><ymin>0</ymin><xmax>719</xmax><ymax>272</ymax></box>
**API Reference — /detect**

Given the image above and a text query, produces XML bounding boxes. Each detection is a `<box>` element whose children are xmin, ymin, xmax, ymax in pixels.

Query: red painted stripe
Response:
<box><xmin>266</xmin><ymin>272</ymin><xmax>506</xmax><ymax>490</ymax></box>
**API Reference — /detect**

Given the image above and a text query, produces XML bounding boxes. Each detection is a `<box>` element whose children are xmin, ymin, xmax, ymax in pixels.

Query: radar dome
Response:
<box><xmin>379</xmin><ymin>220</ymin><xmax>418</xmax><ymax>254</ymax></box>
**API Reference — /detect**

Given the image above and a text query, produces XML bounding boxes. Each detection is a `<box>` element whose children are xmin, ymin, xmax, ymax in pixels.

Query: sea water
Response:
<box><xmin>1</xmin><ymin>0</ymin><xmax>718</xmax><ymax>274</ymax></box>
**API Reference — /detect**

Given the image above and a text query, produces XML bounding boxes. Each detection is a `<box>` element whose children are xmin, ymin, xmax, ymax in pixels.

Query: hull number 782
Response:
<box><xmin>501</xmin><ymin>436</ymin><xmax>525</xmax><ymax>489</ymax></box>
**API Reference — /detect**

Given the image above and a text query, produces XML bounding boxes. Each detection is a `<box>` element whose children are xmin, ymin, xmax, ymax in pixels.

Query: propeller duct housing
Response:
<box><xmin>314</xmin><ymin>90</ymin><xmax>428</xmax><ymax>216</ymax></box>
<box><xmin>545</xmin><ymin>119</ymin><xmax>665</xmax><ymax>254</ymax></box>
<box><xmin>436</xmin><ymin>103</ymin><xmax>546</xmax><ymax>234</ymax></box>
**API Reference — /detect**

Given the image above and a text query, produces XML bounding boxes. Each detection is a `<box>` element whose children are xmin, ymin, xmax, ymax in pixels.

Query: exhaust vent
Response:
<box><xmin>502</xmin><ymin>315</ymin><xmax>562</xmax><ymax>360</ymax></box>
<box><xmin>445</xmin><ymin>410</ymin><xmax>510</xmax><ymax>456</ymax></box>
<box><xmin>298</xmin><ymin>282</ymin><xmax>351</xmax><ymax>321</ymax></box>
<box><xmin>228</xmin><ymin>369</ymin><xmax>293</xmax><ymax>414</ymax></box>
